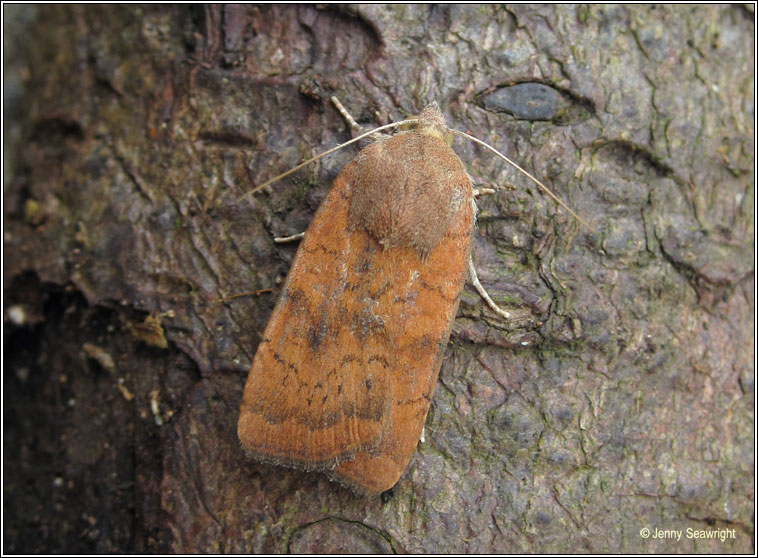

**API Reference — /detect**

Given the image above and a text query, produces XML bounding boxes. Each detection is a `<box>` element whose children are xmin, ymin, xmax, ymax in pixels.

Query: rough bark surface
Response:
<box><xmin>3</xmin><ymin>4</ymin><xmax>754</xmax><ymax>553</ymax></box>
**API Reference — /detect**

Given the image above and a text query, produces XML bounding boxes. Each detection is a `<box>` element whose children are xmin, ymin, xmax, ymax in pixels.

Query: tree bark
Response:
<box><xmin>3</xmin><ymin>4</ymin><xmax>753</xmax><ymax>553</ymax></box>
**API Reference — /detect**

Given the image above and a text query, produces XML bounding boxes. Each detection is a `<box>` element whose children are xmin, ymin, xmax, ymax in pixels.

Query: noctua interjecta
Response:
<box><xmin>237</xmin><ymin>100</ymin><xmax>586</xmax><ymax>495</ymax></box>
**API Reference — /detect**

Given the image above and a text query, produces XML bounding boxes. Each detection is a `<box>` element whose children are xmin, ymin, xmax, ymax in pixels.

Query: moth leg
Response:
<box><xmin>473</xmin><ymin>187</ymin><xmax>496</xmax><ymax>197</ymax></box>
<box><xmin>462</xmin><ymin>174</ymin><xmax>511</xmax><ymax>318</ymax></box>
<box><xmin>271</xmin><ymin>99</ymin><xmax>381</xmax><ymax>246</ymax></box>
<box><xmin>273</xmin><ymin>231</ymin><xmax>305</xmax><ymax>244</ymax></box>
<box><xmin>468</xmin><ymin>256</ymin><xmax>510</xmax><ymax>320</ymax></box>
<box><xmin>331</xmin><ymin>96</ymin><xmax>362</xmax><ymax>132</ymax></box>
<box><xmin>331</xmin><ymin>96</ymin><xmax>390</xmax><ymax>142</ymax></box>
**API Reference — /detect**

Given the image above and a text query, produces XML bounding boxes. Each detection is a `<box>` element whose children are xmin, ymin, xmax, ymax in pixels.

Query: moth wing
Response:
<box><xmin>330</xmin><ymin>133</ymin><xmax>476</xmax><ymax>493</ymax></box>
<box><xmin>238</xmin><ymin>160</ymin><xmax>393</xmax><ymax>469</ymax></box>
<box><xmin>331</xmin><ymin>173</ymin><xmax>474</xmax><ymax>493</ymax></box>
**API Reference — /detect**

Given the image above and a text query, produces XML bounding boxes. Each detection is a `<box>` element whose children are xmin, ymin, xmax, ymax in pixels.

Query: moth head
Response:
<box><xmin>400</xmin><ymin>103</ymin><xmax>454</xmax><ymax>146</ymax></box>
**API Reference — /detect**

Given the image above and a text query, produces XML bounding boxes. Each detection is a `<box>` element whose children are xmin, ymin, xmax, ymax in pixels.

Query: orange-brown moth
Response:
<box><xmin>237</xmin><ymin>103</ymin><xmax>475</xmax><ymax>495</ymax></box>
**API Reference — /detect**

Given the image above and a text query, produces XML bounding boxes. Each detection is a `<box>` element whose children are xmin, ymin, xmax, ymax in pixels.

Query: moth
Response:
<box><xmin>237</xmin><ymin>100</ymin><xmax>584</xmax><ymax>495</ymax></box>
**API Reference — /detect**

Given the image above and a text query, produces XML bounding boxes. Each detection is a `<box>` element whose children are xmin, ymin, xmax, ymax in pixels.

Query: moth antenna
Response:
<box><xmin>452</xmin><ymin>130</ymin><xmax>592</xmax><ymax>230</ymax></box>
<box><xmin>239</xmin><ymin>117</ymin><xmax>419</xmax><ymax>202</ymax></box>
